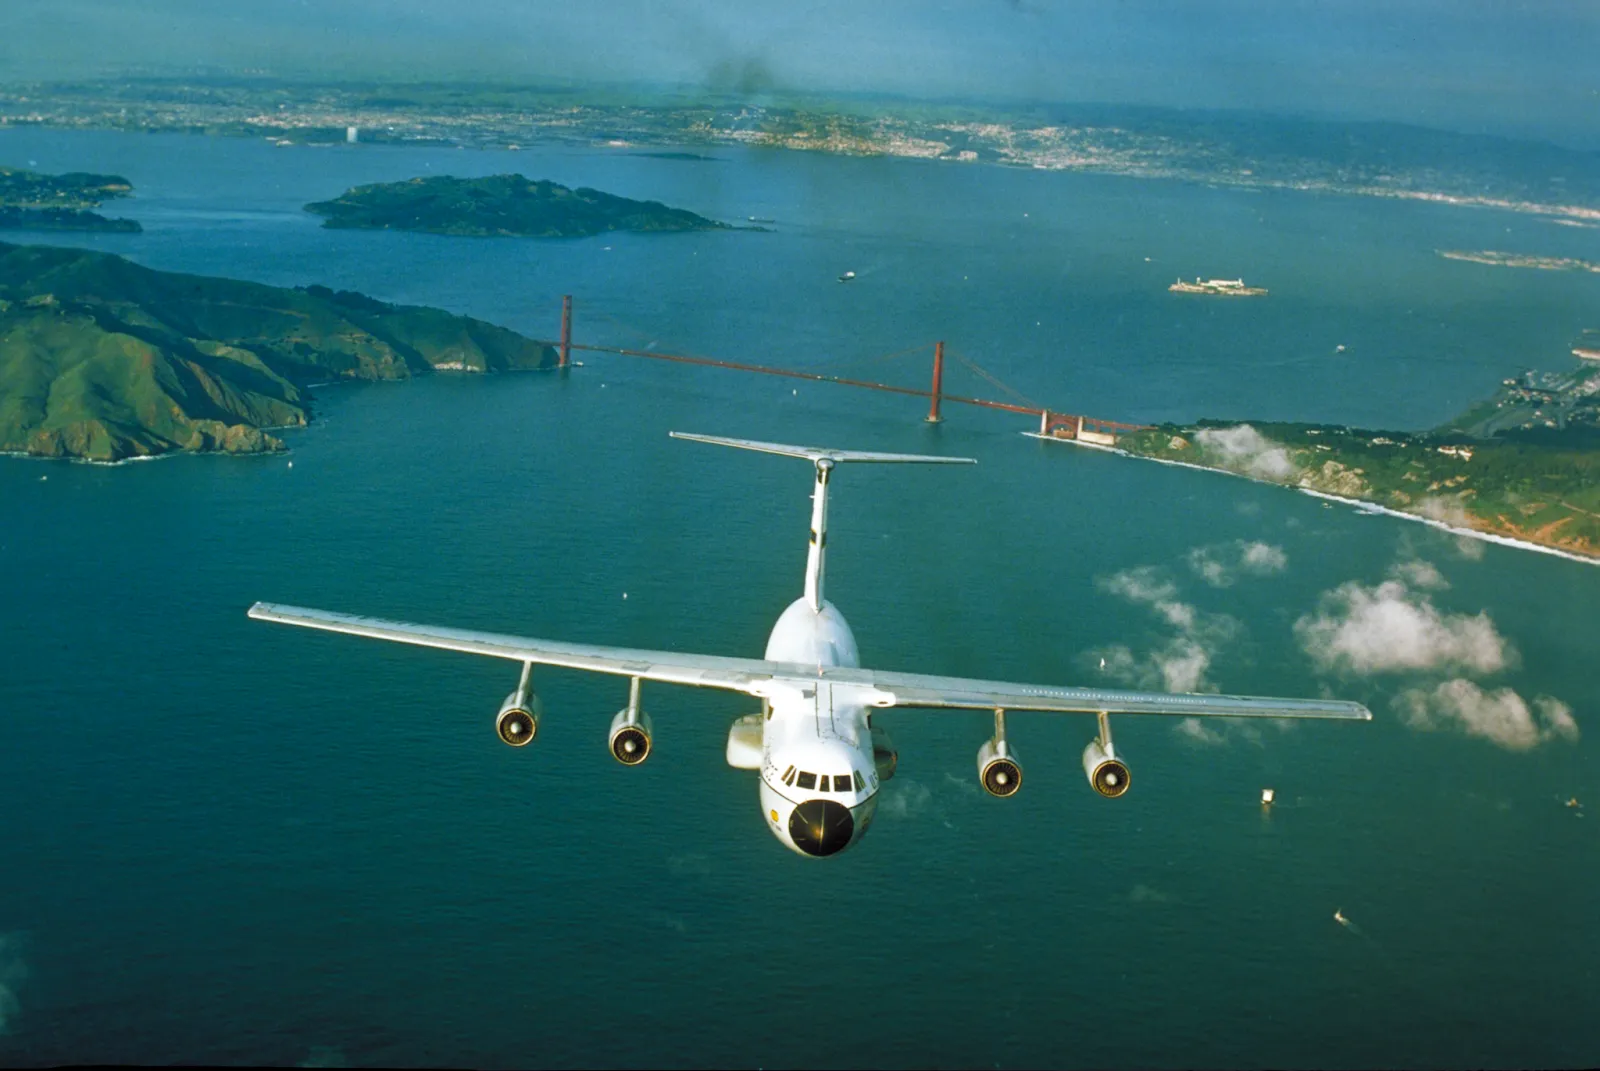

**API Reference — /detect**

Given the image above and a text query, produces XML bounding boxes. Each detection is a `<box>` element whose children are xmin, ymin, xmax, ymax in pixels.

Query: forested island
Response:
<box><xmin>0</xmin><ymin>241</ymin><xmax>555</xmax><ymax>462</ymax></box>
<box><xmin>305</xmin><ymin>175</ymin><xmax>734</xmax><ymax>237</ymax></box>
<box><xmin>1112</xmin><ymin>364</ymin><xmax>1600</xmax><ymax>560</ymax></box>
<box><xmin>0</xmin><ymin>166</ymin><xmax>142</xmax><ymax>232</ymax></box>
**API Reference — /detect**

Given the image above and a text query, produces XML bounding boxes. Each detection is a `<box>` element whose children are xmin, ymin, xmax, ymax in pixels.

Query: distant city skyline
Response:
<box><xmin>2</xmin><ymin>0</ymin><xmax>1596</xmax><ymax>147</ymax></box>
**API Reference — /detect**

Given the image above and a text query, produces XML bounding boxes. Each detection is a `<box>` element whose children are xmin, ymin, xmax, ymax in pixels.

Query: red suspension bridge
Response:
<box><xmin>529</xmin><ymin>295</ymin><xmax>1151</xmax><ymax>442</ymax></box>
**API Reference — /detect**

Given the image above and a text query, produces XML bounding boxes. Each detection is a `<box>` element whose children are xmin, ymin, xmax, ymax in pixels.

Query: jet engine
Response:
<box><xmin>496</xmin><ymin>688</ymin><xmax>541</xmax><ymax>747</ymax></box>
<box><xmin>871</xmin><ymin>723</ymin><xmax>898</xmax><ymax>782</ymax></box>
<box><xmin>1083</xmin><ymin>738</ymin><xmax>1130</xmax><ymax>798</ymax></box>
<box><xmin>608</xmin><ymin>677</ymin><xmax>652</xmax><ymax>766</ymax></box>
<box><xmin>609</xmin><ymin>708</ymin><xmax>653</xmax><ymax>765</ymax></box>
<box><xmin>977</xmin><ymin>735</ymin><xmax>1022</xmax><ymax>797</ymax></box>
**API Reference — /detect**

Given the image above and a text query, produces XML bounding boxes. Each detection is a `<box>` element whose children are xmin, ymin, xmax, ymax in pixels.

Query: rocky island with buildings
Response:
<box><xmin>1168</xmin><ymin>277</ymin><xmax>1268</xmax><ymax>296</ymax></box>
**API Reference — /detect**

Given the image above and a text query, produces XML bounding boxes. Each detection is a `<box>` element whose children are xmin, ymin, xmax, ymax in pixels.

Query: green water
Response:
<box><xmin>0</xmin><ymin>129</ymin><xmax>1597</xmax><ymax>1068</ymax></box>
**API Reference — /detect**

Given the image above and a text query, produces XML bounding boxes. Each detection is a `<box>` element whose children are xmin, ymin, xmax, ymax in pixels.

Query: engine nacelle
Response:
<box><xmin>496</xmin><ymin>689</ymin><xmax>542</xmax><ymax>747</ymax></box>
<box><xmin>608</xmin><ymin>707</ymin><xmax>654</xmax><ymax>766</ymax></box>
<box><xmin>871</xmin><ymin>724</ymin><xmax>898</xmax><ymax>782</ymax></box>
<box><xmin>1083</xmin><ymin>738</ymin><xmax>1130</xmax><ymax>798</ymax></box>
<box><xmin>977</xmin><ymin>736</ymin><xmax>1023</xmax><ymax>797</ymax></box>
<box><xmin>726</xmin><ymin>713</ymin><xmax>764</xmax><ymax>770</ymax></box>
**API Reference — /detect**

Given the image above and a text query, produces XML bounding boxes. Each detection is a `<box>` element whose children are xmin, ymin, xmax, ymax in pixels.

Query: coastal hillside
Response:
<box><xmin>0</xmin><ymin>165</ymin><xmax>142</xmax><ymax>233</ymax></box>
<box><xmin>0</xmin><ymin>241</ymin><xmax>555</xmax><ymax>462</ymax></box>
<box><xmin>1117</xmin><ymin>419</ymin><xmax>1600</xmax><ymax>560</ymax></box>
<box><xmin>305</xmin><ymin>174</ymin><xmax>733</xmax><ymax>237</ymax></box>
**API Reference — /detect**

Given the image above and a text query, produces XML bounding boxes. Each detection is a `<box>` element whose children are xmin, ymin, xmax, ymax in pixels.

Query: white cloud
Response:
<box><xmin>1189</xmin><ymin>552</ymin><xmax>1231</xmax><ymax>588</ymax></box>
<box><xmin>1092</xmin><ymin>639</ymin><xmax>1220</xmax><ymax>694</ymax></box>
<box><xmin>1094</xmin><ymin>565</ymin><xmax>1241</xmax><ymax>694</ymax></box>
<box><xmin>1188</xmin><ymin>540</ymin><xmax>1289</xmax><ymax>587</ymax></box>
<box><xmin>1099</xmin><ymin>566</ymin><xmax>1201</xmax><ymax>633</ymax></box>
<box><xmin>1295</xmin><ymin>577</ymin><xmax>1513</xmax><ymax>676</ymax></box>
<box><xmin>1417</xmin><ymin>496</ymin><xmax>1471</xmax><ymax>526</ymax></box>
<box><xmin>1156</xmin><ymin>600</ymin><xmax>1196</xmax><ymax>631</ymax></box>
<box><xmin>1389</xmin><ymin>559</ymin><xmax>1448</xmax><ymax>590</ymax></box>
<box><xmin>1194</xmin><ymin>425</ymin><xmax>1298</xmax><ymax>481</ymax></box>
<box><xmin>1415</xmin><ymin>498</ymin><xmax>1488</xmax><ymax>559</ymax></box>
<box><xmin>1154</xmin><ymin>639</ymin><xmax>1212</xmax><ymax>692</ymax></box>
<box><xmin>1240</xmin><ymin>541</ymin><xmax>1289</xmax><ymax>574</ymax></box>
<box><xmin>1173</xmin><ymin>716</ymin><xmax>1225</xmax><ymax>746</ymax></box>
<box><xmin>1099</xmin><ymin>566</ymin><xmax>1177</xmax><ymax>605</ymax></box>
<box><xmin>0</xmin><ymin>933</ymin><xmax>24</xmax><ymax>1036</ymax></box>
<box><xmin>1397</xmin><ymin>680</ymin><xmax>1580</xmax><ymax>750</ymax></box>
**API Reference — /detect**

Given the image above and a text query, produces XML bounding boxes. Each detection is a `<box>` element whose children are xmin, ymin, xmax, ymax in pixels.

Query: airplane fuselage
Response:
<box><xmin>757</xmin><ymin>597</ymin><xmax>880</xmax><ymax>856</ymax></box>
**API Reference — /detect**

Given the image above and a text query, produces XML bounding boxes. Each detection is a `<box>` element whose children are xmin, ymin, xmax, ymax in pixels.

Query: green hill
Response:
<box><xmin>305</xmin><ymin>174</ymin><xmax>733</xmax><ymax>237</ymax></box>
<box><xmin>0</xmin><ymin>241</ymin><xmax>556</xmax><ymax>462</ymax></box>
<box><xmin>1117</xmin><ymin>419</ymin><xmax>1600</xmax><ymax>560</ymax></box>
<box><xmin>0</xmin><ymin>165</ymin><xmax>142</xmax><ymax>233</ymax></box>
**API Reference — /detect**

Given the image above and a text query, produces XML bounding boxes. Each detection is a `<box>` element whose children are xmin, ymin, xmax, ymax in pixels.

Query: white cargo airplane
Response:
<box><xmin>249</xmin><ymin>432</ymin><xmax>1370</xmax><ymax>858</ymax></box>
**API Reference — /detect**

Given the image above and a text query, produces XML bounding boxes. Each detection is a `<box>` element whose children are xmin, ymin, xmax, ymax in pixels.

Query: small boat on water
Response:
<box><xmin>838</xmin><ymin>271</ymin><xmax>856</xmax><ymax>283</ymax></box>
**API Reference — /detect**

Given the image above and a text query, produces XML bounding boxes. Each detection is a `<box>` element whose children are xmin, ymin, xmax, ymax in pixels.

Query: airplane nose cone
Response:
<box><xmin>788</xmin><ymin>799</ymin><xmax>854</xmax><ymax>857</ymax></box>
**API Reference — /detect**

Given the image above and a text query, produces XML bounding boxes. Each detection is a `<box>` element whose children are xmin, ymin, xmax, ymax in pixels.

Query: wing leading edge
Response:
<box><xmin>854</xmin><ymin>668</ymin><xmax>1370</xmax><ymax>720</ymax></box>
<box><xmin>247</xmin><ymin>602</ymin><xmax>779</xmax><ymax>692</ymax></box>
<box><xmin>247</xmin><ymin>603</ymin><xmax>1370</xmax><ymax>721</ymax></box>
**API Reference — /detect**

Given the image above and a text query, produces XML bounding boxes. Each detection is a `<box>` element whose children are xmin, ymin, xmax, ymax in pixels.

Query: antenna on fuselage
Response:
<box><xmin>669</xmin><ymin>432</ymin><xmax>976</xmax><ymax>612</ymax></box>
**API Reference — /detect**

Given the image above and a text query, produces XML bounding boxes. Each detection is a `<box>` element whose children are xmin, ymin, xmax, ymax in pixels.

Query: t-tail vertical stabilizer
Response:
<box><xmin>668</xmin><ymin>432</ymin><xmax>975</xmax><ymax>611</ymax></box>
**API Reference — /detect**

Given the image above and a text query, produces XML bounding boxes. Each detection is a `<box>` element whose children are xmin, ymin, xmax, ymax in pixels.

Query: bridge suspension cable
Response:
<box><xmin>531</xmin><ymin>295</ymin><xmax>1152</xmax><ymax>434</ymax></box>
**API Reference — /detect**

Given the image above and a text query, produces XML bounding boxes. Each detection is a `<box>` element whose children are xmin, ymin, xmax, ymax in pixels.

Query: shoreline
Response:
<box><xmin>5</xmin><ymin>116</ymin><xmax>1599</xmax><ymax>227</ymax></box>
<box><xmin>1025</xmin><ymin>431</ymin><xmax>1600</xmax><ymax>567</ymax></box>
<box><xmin>1294</xmin><ymin>488</ymin><xmax>1600</xmax><ymax>567</ymax></box>
<box><xmin>0</xmin><ymin>445</ymin><xmax>285</xmax><ymax>466</ymax></box>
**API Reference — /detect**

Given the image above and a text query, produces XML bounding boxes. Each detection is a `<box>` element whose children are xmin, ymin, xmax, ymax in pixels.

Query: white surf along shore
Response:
<box><xmin>1024</xmin><ymin>431</ymin><xmax>1600</xmax><ymax>568</ymax></box>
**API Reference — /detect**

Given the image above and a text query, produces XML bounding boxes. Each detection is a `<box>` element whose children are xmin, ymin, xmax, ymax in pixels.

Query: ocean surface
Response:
<box><xmin>1</xmin><ymin>129</ymin><xmax>1597</xmax><ymax>1069</ymax></box>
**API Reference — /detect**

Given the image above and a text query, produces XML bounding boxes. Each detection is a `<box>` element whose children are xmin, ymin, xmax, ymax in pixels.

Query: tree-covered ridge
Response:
<box><xmin>0</xmin><ymin>165</ymin><xmax>141</xmax><ymax>233</ymax></box>
<box><xmin>304</xmin><ymin>174</ymin><xmax>734</xmax><ymax>238</ymax></box>
<box><xmin>0</xmin><ymin>241</ymin><xmax>555</xmax><ymax>462</ymax></box>
<box><xmin>1118</xmin><ymin>419</ymin><xmax>1600</xmax><ymax>560</ymax></box>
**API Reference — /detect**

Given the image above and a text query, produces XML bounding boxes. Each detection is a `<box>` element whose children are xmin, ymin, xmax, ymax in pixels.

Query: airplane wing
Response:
<box><xmin>248</xmin><ymin>603</ymin><xmax>1369</xmax><ymax>721</ymax></box>
<box><xmin>247</xmin><ymin>603</ymin><xmax>782</xmax><ymax>693</ymax></box>
<box><xmin>839</xmin><ymin>666</ymin><xmax>1370</xmax><ymax>720</ymax></box>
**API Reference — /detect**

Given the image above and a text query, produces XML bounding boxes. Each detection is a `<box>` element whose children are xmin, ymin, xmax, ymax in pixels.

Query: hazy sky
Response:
<box><xmin>3</xmin><ymin>0</ymin><xmax>1597</xmax><ymax>146</ymax></box>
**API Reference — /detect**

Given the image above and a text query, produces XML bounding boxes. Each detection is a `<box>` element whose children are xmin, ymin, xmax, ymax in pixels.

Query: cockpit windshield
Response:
<box><xmin>781</xmin><ymin>767</ymin><xmax>864</xmax><ymax>794</ymax></box>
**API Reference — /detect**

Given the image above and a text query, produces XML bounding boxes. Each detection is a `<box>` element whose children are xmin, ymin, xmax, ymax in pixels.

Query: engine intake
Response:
<box><xmin>977</xmin><ymin>736</ymin><xmax>1022</xmax><ymax>797</ymax></box>
<box><xmin>1083</xmin><ymin>738</ymin><xmax>1130</xmax><ymax>798</ymax></box>
<box><xmin>609</xmin><ymin>707</ymin><xmax>653</xmax><ymax>766</ymax></box>
<box><xmin>496</xmin><ymin>689</ymin><xmax>541</xmax><ymax>747</ymax></box>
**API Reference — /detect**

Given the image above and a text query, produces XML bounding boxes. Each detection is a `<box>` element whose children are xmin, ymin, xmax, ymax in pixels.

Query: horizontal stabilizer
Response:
<box><xmin>671</xmin><ymin>431</ymin><xmax>975</xmax><ymax>466</ymax></box>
